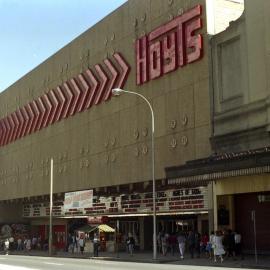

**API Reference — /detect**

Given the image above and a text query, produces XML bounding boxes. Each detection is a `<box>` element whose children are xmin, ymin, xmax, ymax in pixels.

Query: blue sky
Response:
<box><xmin>0</xmin><ymin>0</ymin><xmax>127</xmax><ymax>92</ymax></box>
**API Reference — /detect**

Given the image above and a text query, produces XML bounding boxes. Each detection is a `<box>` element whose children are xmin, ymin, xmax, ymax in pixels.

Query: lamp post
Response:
<box><xmin>112</xmin><ymin>88</ymin><xmax>157</xmax><ymax>260</ymax></box>
<box><xmin>49</xmin><ymin>158</ymin><xmax>54</xmax><ymax>256</ymax></box>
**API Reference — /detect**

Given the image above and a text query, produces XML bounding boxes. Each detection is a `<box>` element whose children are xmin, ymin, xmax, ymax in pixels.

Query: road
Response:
<box><xmin>0</xmin><ymin>255</ymin><xmax>253</xmax><ymax>270</ymax></box>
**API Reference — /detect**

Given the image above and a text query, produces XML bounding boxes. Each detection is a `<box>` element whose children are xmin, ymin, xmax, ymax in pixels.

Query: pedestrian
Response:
<box><xmin>160</xmin><ymin>232</ymin><xmax>169</xmax><ymax>256</ymax></box>
<box><xmin>17</xmin><ymin>237</ymin><xmax>23</xmax><ymax>251</ymax></box>
<box><xmin>234</xmin><ymin>231</ymin><xmax>243</xmax><ymax>259</ymax></box>
<box><xmin>227</xmin><ymin>229</ymin><xmax>236</xmax><ymax>258</ymax></box>
<box><xmin>168</xmin><ymin>232</ymin><xmax>177</xmax><ymax>256</ymax></box>
<box><xmin>75</xmin><ymin>233</ymin><xmax>80</xmax><ymax>253</ymax></box>
<box><xmin>93</xmin><ymin>232</ymin><xmax>99</xmax><ymax>257</ymax></box>
<box><xmin>201</xmin><ymin>233</ymin><xmax>209</xmax><ymax>257</ymax></box>
<box><xmin>79</xmin><ymin>234</ymin><xmax>85</xmax><ymax>255</ymax></box>
<box><xmin>157</xmin><ymin>231</ymin><xmax>162</xmax><ymax>254</ymax></box>
<box><xmin>66</xmin><ymin>233</ymin><xmax>72</xmax><ymax>252</ymax></box>
<box><xmin>194</xmin><ymin>231</ymin><xmax>201</xmax><ymax>258</ymax></box>
<box><xmin>126</xmin><ymin>233</ymin><xmax>135</xmax><ymax>256</ymax></box>
<box><xmin>209</xmin><ymin>231</ymin><xmax>215</xmax><ymax>259</ymax></box>
<box><xmin>8</xmin><ymin>236</ymin><xmax>14</xmax><ymax>251</ymax></box>
<box><xmin>4</xmin><ymin>239</ymin><xmax>9</xmax><ymax>254</ymax></box>
<box><xmin>187</xmin><ymin>230</ymin><xmax>195</xmax><ymax>259</ymax></box>
<box><xmin>213</xmin><ymin>231</ymin><xmax>225</xmax><ymax>263</ymax></box>
<box><xmin>177</xmin><ymin>231</ymin><xmax>186</xmax><ymax>259</ymax></box>
<box><xmin>25</xmin><ymin>237</ymin><xmax>31</xmax><ymax>252</ymax></box>
<box><xmin>31</xmin><ymin>235</ymin><xmax>37</xmax><ymax>250</ymax></box>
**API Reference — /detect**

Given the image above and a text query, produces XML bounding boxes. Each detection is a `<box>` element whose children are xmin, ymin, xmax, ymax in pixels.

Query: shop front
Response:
<box><xmin>214</xmin><ymin>172</ymin><xmax>270</xmax><ymax>254</ymax></box>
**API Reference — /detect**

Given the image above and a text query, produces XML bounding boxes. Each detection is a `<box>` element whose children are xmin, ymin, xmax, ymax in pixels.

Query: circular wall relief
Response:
<box><xmin>80</xmin><ymin>161</ymin><xmax>83</xmax><ymax>169</ymax></box>
<box><xmin>141</xmin><ymin>13</ymin><xmax>146</xmax><ymax>22</ymax></box>
<box><xmin>181</xmin><ymin>136</ymin><xmax>188</xmax><ymax>146</ymax></box>
<box><xmin>133</xmin><ymin>18</ymin><xmax>138</xmax><ymax>27</ymax></box>
<box><xmin>111</xmin><ymin>136</ymin><xmax>116</xmax><ymax>146</ymax></box>
<box><xmin>178</xmin><ymin>8</ymin><xmax>184</xmax><ymax>15</ymax></box>
<box><xmin>134</xmin><ymin>147</ymin><xmax>140</xmax><ymax>157</ymax></box>
<box><xmin>142</xmin><ymin>145</ymin><xmax>148</xmax><ymax>155</ymax></box>
<box><xmin>111</xmin><ymin>153</ymin><xmax>116</xmax><ymax>162</ymax></box>
<box><xmin>170</xmin><ymin>138</ymin><xmax>177</xmax><ymax>149</ymax></box>
<box><xmin>182</xmin><ymin>115</ymin><xmax>188</xmax><ymax>126</ymax></box>
<box><xmin>142</xmin><ymin>127</ymin><xmax>148</xmax><ymax>137</ymax></box>
<box><xmin>133</xmin><ymin>129</ymin><xmax>139</xmax><ymax>140</ymax></box>
<box><xmin>170</xmin><ymin>119</ymin><xmax>177</xmax><ymax>129</ymax></box>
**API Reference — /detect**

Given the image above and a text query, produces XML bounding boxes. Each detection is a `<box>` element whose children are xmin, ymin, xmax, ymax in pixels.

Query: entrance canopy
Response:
<box><xmin>76</xmin><ymin>224</ymin><xmax>115</xmax><ymax>233</ymax></box>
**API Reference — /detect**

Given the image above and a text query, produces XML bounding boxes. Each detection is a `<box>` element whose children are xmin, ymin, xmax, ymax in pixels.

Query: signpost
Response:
<box><xmin>251</xmin><ymin>210</ymin><xmax>258</xmax><ymax>264</ymax></box>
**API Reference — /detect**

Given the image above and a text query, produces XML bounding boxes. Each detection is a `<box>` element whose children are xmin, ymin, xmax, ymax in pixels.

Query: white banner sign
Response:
<box><xmin>64</xmin><ymin>190</ymin><xmax>93</xmax><ymax>211</ymax></box>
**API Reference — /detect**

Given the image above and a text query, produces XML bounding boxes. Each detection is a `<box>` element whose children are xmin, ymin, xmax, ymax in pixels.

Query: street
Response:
<box><xmin>0</xmin><ymin>255</ymin><xmax>258</xmax><ymax>270</ymax></box>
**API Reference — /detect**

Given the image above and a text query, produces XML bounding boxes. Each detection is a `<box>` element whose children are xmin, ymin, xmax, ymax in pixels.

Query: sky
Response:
<box><xmin>0</xmin><ymin>0</ymin><xmax>127</xmax><ymax>92</ymax></box>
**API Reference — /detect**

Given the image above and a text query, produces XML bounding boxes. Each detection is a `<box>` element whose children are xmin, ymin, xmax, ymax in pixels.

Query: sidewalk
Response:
<box><xmin>2</xmin><ymin>250</ymin><xmax>270</xmax><ymax>269</ymax></box>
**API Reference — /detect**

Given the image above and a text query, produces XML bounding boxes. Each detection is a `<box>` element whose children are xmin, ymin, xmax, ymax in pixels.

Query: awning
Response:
<box><xmin>98</xmin><ymin>224</ymin><xmax>115</xmax><ymax>233</ymax></box>
<box><xmin>76</xmin><ymin>224</ymin><xmax>96</xmax><ymax>233</ymax></box>
<box><xmin>76</xmin><ymin>224</ymin><xmax>115</xmax><ymax>233</ymax></box>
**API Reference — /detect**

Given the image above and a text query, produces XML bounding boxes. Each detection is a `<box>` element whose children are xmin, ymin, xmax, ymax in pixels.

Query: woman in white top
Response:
<box><xmin>213</xmin><ymin>231</ymin><xmax>225</xmax><ymax>262</ymax></box>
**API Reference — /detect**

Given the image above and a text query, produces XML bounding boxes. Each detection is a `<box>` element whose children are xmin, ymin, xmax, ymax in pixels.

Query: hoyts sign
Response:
<box><xmin>136</xmin><ymin>5</ymin><xmax>203</xmax><ymax>85</ymax></box>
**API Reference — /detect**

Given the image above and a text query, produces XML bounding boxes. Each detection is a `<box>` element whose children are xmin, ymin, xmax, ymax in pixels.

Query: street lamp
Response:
<box><xmin>112</xmin><ymin>88</ymin><xmax>157</xmax><ymax>260</ymax></box>
<box><xmin>49</xmin><ymin>158</ymin><xmax>54</xmax><ymax>256</ymax></box>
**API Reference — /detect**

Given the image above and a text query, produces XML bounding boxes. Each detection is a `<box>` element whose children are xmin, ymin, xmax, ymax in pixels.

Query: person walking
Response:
<box><xmin>208</xmin><ymin>231</ymin><xmax>215</xmax><ymax>259</ymax></box>
<box><xmin>177</xmin><ymin>231</ymin><xmax>186</xmax><ymax>259</ymax></box>
<box><xmin>168</xmin><ymin>232</ymin><xmax>177</xmax><ymax>256</ymax></box>
<box><xmin>234</xmin><ymin>231</ymin><xmax>243</xmax><ymax>259</ymax></box>
<box><xmin>78</xmin><ymin>234</ymin><xmax>85</xmax><ymax>255</ymax></box>
<box><xmin>17</xmin><ymin>237</ymin><xmax>23</xmax><ymax>251</ymax></box>
<box><xmin>93</xmin><ymin>232</ymin><xmax>99</xmax><ymax>257</ymax></box>
<box><xmin>187</xmin><ymin>230</ymin><xmax>195</xmax><ymax>259</ymax></box>
<box><xmin>161</xmin><ymin>232</ymin><xmax>169</xmax><ymax>256</ymax></box>
<box><xmin>126</xmin><ymin>233</ymin><xmax>135</xmax><ymax>256</ymax></box>
<box><xmin>213</xmin><ymin>231</ymin><xmax>225</xmax><ymax>263</ymax></box>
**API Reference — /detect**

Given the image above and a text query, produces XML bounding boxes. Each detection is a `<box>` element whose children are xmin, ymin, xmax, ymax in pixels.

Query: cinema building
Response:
<box><xmin>0</xmin><ymin>0</ymin><xmax>250</xmax><ymax>251</ymax></box>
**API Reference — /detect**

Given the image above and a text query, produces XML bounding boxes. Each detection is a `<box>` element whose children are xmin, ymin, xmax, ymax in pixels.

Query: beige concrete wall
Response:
<box><xmin>214</xmin><ymin>174</ymin><xmax>270</xmax><ymax>196</ymax></box>
<box><xmin>211</xmin><ymin>0</ymin><xmax>270</xmax><ymax>151</ymax></box>
<box><xmin>0</xmin><ymin>0</ymin><xmax>211</xmax><ymax>200</ymax></box>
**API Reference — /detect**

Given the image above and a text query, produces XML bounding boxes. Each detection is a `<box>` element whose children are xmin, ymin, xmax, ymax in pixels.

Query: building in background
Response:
<box><xmin>207</xmin><ymin>0</ymin><xmax>244</xmax><ymax>35</ymax></box>
<box><xmin>167</xmin><ymin>0</ymin><xmax>270</xmax><ymax>254</ymax></box>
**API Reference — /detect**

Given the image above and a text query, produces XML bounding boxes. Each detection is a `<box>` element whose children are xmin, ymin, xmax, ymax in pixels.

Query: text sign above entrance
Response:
<box><xmin>136</xmin><ymin>5</ymin><xmax>203</xmax><ymax>85</ymax></box>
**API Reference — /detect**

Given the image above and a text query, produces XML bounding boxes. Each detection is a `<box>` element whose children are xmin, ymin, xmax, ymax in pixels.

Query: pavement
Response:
<box><xmin>1</xmin><ymin>249</ymin><xmax>270</xmax><ymax>269</ymax></box>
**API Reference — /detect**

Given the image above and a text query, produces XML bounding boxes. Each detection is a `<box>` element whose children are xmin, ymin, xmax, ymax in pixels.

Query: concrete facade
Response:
<box><xmin>0</xmin><ymin>0</ymin><xmax>210</xmax><ymax>209</ymax></box>
<box><xmin>210</xmin><ymin>0</ymin><xmax>270</xmax><ymax>152</ymax></box>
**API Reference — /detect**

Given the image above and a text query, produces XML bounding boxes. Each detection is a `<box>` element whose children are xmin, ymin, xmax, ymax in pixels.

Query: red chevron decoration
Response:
<box><xmin>0</xmin><ymin>52</ymin><xmax>130</xmax><ymax>146</ymax></box>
